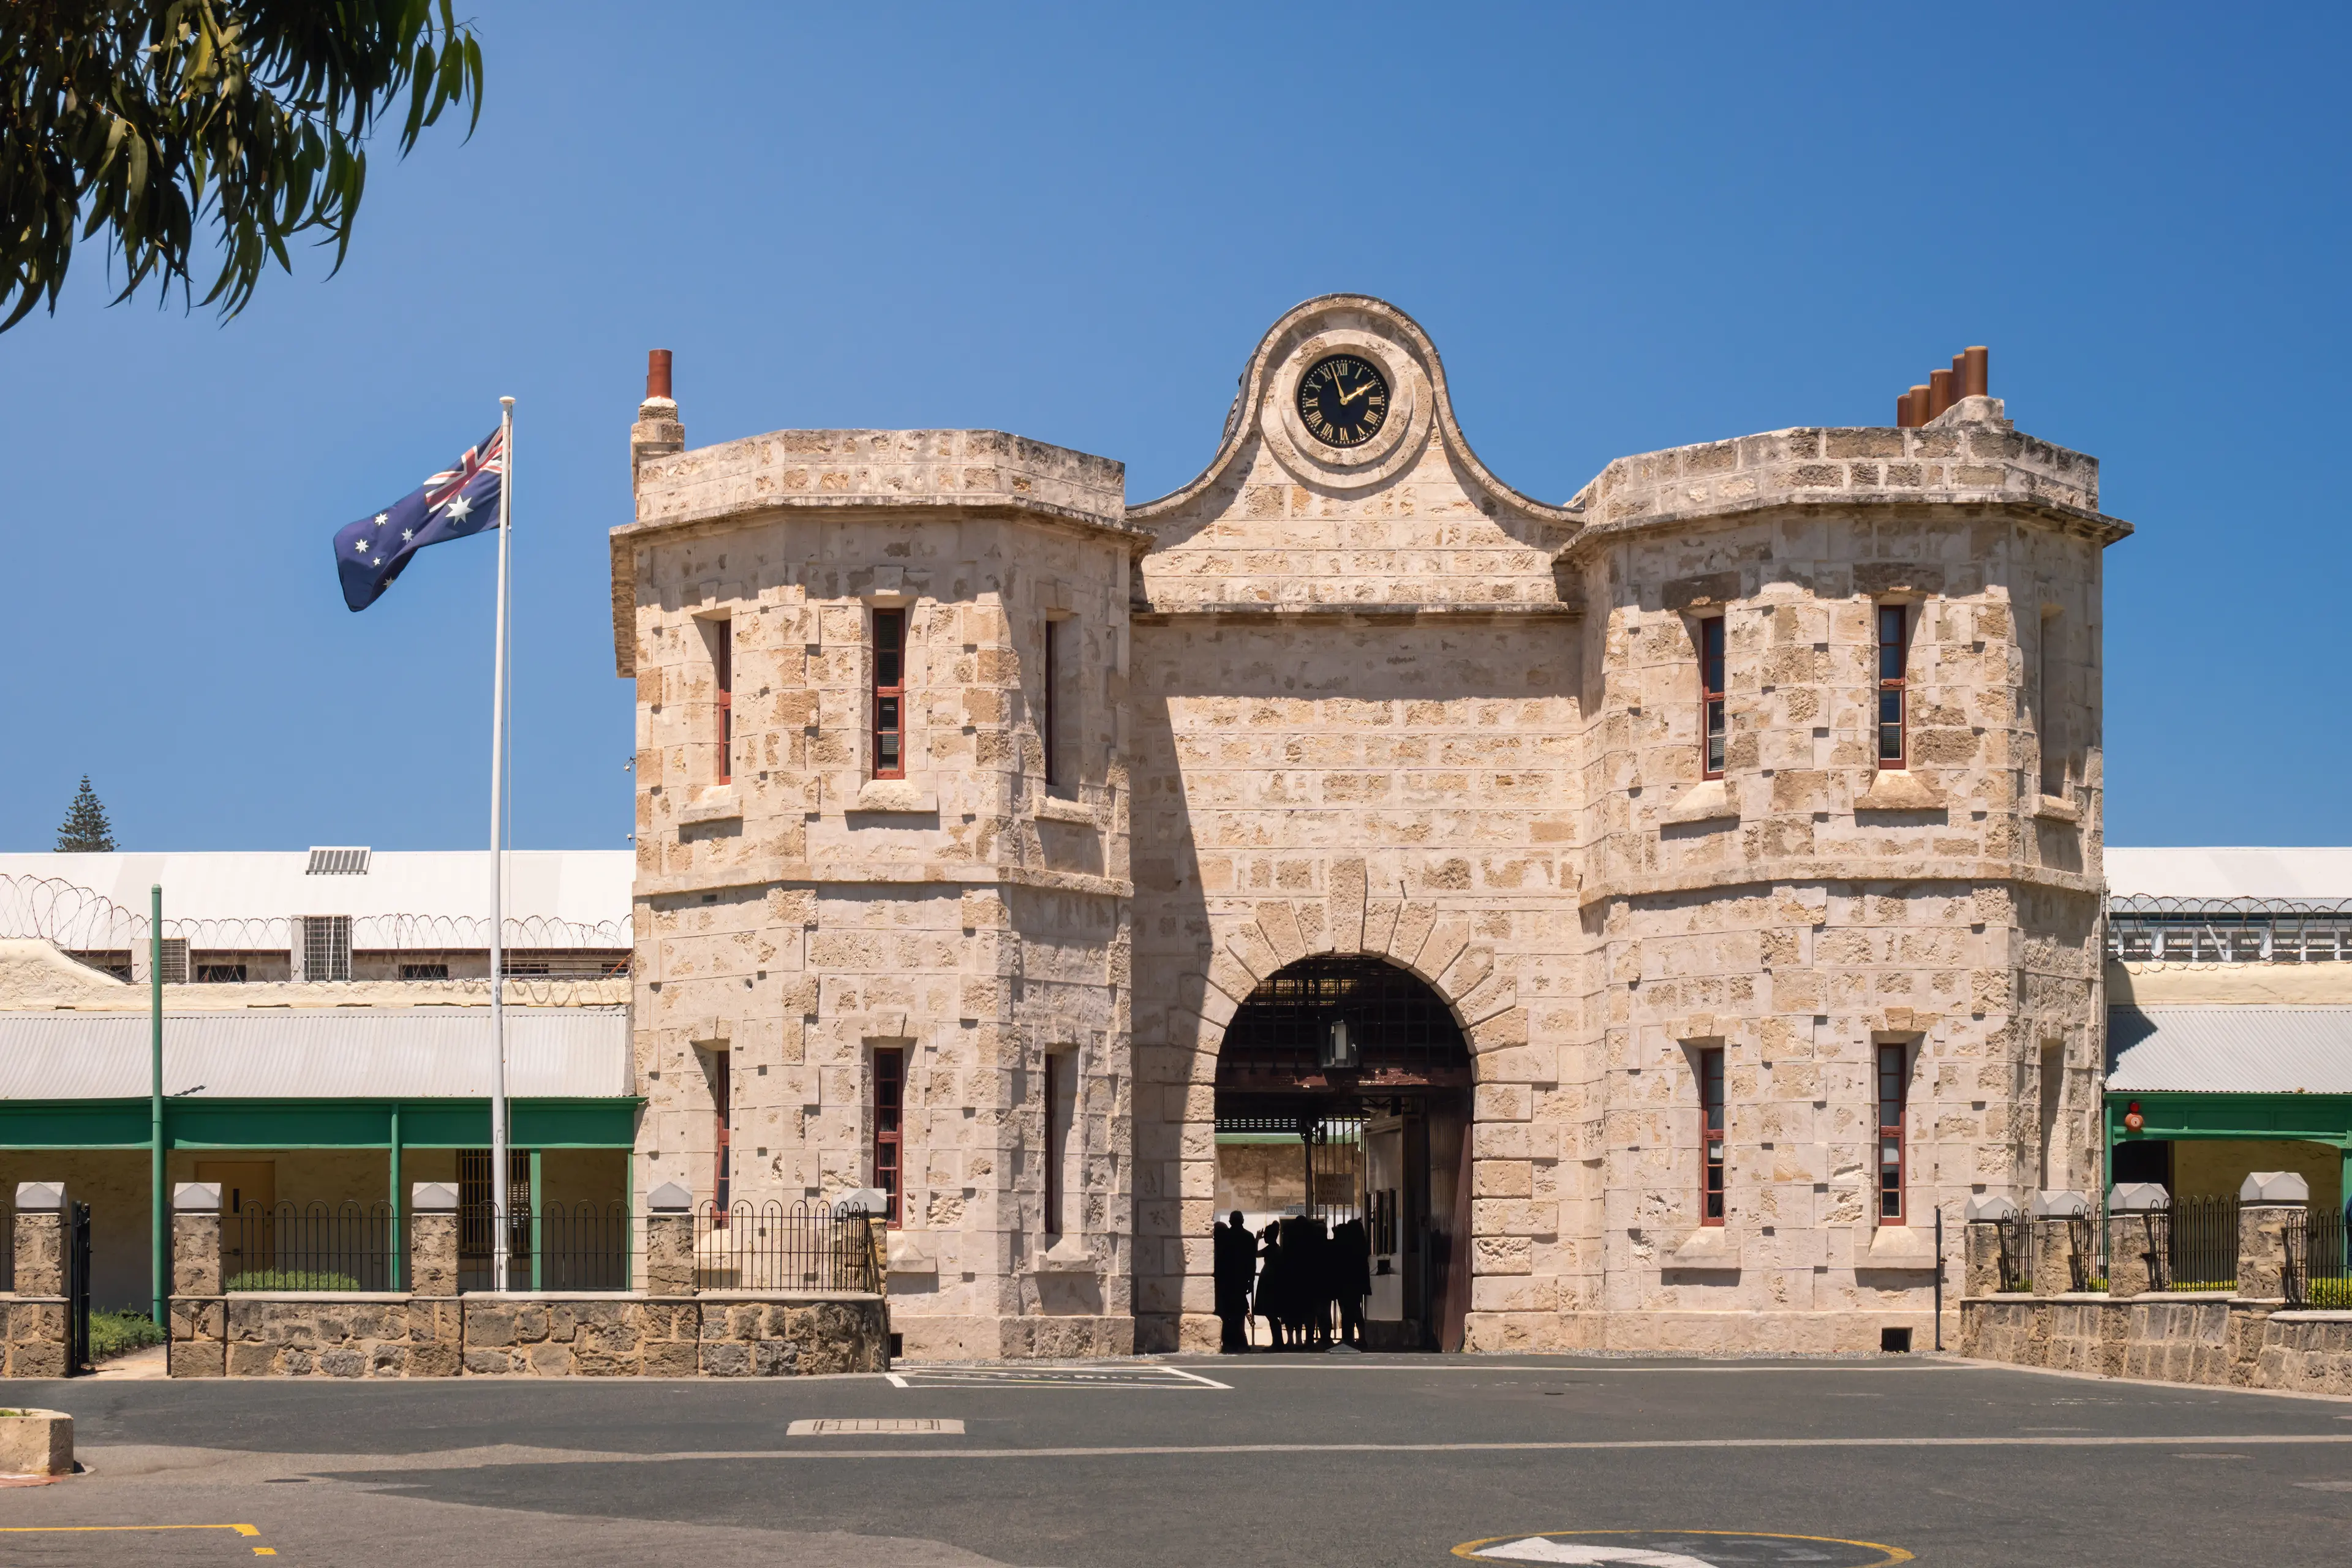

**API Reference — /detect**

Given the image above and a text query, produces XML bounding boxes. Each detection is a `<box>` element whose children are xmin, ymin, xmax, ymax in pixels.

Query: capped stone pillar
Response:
<box><xmin>10</xmin><ymin>1182</ymin><xmax>66</xmax><ymax>1297</ymax></box>
<box><xmin>644</xmin><ymin>1182</ymin><xmax>696</xmax><ymax>1297</ymax></box>
<box><xmin>167</xmin><ymin>1182</ymin><xmax>227</xmax><ymax>1379</ymax></box>
<box><xmin>4</xmin><ymin>1183</ymin><xmax>70</xmax><ymax>1378</ymax></box>
<box><xmin>2030</xmin><ymin>1191</ymin><xmax>2089</xmax><ymax>1297</ymax></box>
<box><xmin>2236</xmin><ymin>1171</ymin><xmax>2308</xmax><ymax>1302</ymax></box>
<box><xmin>170</xmin><ymin>1182</ymin><xmax>223</xmax><ymax>1297</ymax></box>
<box><xmin>409</xmin><ymin>1183</ymin><xmax>461</xmax><ymax>1297</ymax></box>
<box><xmin>1962</xmin><ymin>1194</ymin><xmax>2019</xmax><ymax>1296</ymax></box>
<box><xmin>2105</xmin><ymin>1183</ymin><xmax>2169</xmax><ymax>1297</ymax></box>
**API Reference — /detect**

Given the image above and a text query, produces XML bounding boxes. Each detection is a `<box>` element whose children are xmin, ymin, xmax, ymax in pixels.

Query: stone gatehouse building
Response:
<box><xmin>612</xmin><ymin>295</ymin><xmax>2126</xmax><ymax>1359</ymax></box>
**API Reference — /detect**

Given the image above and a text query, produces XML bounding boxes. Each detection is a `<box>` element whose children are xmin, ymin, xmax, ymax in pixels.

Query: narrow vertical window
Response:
<box><xmin>711</xmin><ymin>1048</ymin><xmax>733</xmax><ymax>1224</ymax></box>
<box><xmin>713</xmin><ymin>619</ymin><xmax>733</xmax><ymax>785</ymax></box>
<box><xmin>872</xmin><ymin>609</ymin><xmax>905</xmax><ymax>780</ymax></box>
<box><xmin>1876</xmin><ymin>604</ymin><xmax>1909</xmax><ymax>769</ymax></box>
<box><xmin>1041</xmin><ymin>619</ymin><xmax>1059</xmax><ymax>788</ymax></box>
<box><xmin>1699</xmin><ymin>1046</ymin><xmax>1727</xmax><ymax>1224</ymax></box>
<box><xmin>1044</xmin><ymin>1051</ymin><xmax>1076</xmax><ymax>1237</ymax></box>
<box><xmin>2037</xmin><ymin>1041</ymin><xmax>2064</xmax><ymax>1189</ymax></box>
<box><xmin>2038</xmin><ymin>609</ymin><xmax>2064</xmax><ymax>797</ymax></box>
<box><xmin>1700</xmin><ymin>616</ymin><xmax>1727</xmax><ymax>779</ymax></box>
<box><xmin>1877</xmin><ymin>1044</ymin><xmax>1907</xmax><ymax>1223</ymax></box>
<box><xmin>873</xmin><ymin>1047</ymin><xmax>904</xmax><ymax>1229</ymax></box>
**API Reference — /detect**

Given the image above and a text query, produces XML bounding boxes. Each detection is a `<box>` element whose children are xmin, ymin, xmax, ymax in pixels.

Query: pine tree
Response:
<box><xmin>56</xmin><ymin>776</ymin><xmax>116</xmax><ymax>853</ymax></box>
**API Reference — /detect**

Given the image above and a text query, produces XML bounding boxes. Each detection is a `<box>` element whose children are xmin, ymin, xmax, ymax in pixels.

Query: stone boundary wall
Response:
<box><xmin>163</xmin><ymin>1291</ymin><xmax>886</xmax><ymax>1379</ymax></box>
<box><xmin>1959</xmin><ymin>1294</ymin><xmax>2352</xmax><ymax>1396</ymax></box>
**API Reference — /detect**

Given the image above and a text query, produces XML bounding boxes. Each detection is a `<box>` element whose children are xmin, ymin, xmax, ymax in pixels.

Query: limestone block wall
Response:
<box><xmin>617</xmin><ymin>420</ymin><xmax>1138</xmax><ymax>1360</ymax></box>
<box><xmin>1555</xmin><ymin>407</ymin><xmax>2124</xmax><ymax>1352</ymax></box>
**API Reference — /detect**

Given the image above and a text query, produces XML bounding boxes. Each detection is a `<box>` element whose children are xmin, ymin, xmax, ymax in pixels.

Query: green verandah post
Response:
<box><xmin>149</xmin><ymin>884</ymin><xmax>165</xmax><ymax>1327</ymax></box>
<box><xmin>389</xmin><ymin>1103</ymin><xmax>404</xmax><ymax>1291</ymax></box>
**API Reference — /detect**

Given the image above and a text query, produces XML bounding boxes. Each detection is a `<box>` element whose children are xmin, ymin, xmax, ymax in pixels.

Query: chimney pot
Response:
<box><xmin>1926</xmin><ymin>368</ymin><xmax>1954</xmax><ymax>419</ymax></box>
<box><xmin>1960</xmin><ymin>345</ymin><xmax>1989</xmax><ymax>399</ymax></box>
<box><xmin>1906</xmin><ymin>385</ymin><xmax>1931</xmax><ymax>426</ymax></box>
<box><xmin>1896</xmin><ymin>390</ymin><xmax>1915</xmax><ymax>428</ymax></box>
<box><xmin>646</xmin><ymin>349</ymin><xmax>673</xmax><ymax>401</ymax></box>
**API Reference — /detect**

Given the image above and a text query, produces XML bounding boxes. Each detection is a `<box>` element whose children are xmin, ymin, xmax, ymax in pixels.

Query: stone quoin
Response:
<box><xmin>614</xmin><ymin>295</ymin><xmax>2125</xmax><ymax>1357</ymax></box>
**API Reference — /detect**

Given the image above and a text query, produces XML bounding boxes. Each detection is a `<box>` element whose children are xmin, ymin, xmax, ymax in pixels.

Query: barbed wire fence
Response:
<box><xmin>2105</xmin><ymin>895</ymin><xmax>2352</xmax><ymax>967</ymax></box>
<box><xmin>0</xmin><ymin>873</ymin><xmax>632</xmax><ymax>1001</ymax></box>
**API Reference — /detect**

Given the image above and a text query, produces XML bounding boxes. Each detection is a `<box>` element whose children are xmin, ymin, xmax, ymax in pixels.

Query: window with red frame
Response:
<box><xmin>1700</xmin><ymin>1046</ymin><xmax>1726</xmax><ymax>1224</ymax></box>
<box><xmin>1877</xmin><ymin>604</ymin><xmax>1908</xmax><ymax>767</ymax></box>
<box><xmin>712</xmin><ymin>619</ymin><xmax>733</xmax><ymax>785</ymax></box>
<box><xmin>872</xmin><ymin>609</ymin><xmax>905</xmax><ymax>780</ymax></box>
<box><xmin>1700</xmin><ymin>616</ymin><xmax>1727</xmax><ymax>779</ymax></box>
<box><xmin>1877</xmin><ymin>1043</ymin><xmax>1907</xmax><ymax>1222</ymax></box>
<box><xmin>873</xmin><ymin>1047</ymin><xmax>903</xmax><ymax>1228</ymax></box>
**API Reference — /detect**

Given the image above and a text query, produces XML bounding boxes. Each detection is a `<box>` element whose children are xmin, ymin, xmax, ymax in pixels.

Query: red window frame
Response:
<box><xmin>713</xmin><ymin>619</ymin><xmax>733</xmax><ymax>786</ymax></box>
<box><xmin>872</xmin><ymin>609</ymin><xmax>906</xmax><ymax>780</ymax></box>
<box><xmin>873</xmin><ymin>1047</ymin><xmax>903</xmax><ymax>1229</ymax></box>
<box><xmin>1877</xmin><ymin>604</ymin><xmax>1908</xmax><ymax>769</ymax></box>
<box><xmin>1699</xmin><ymin>1046</ymin><xmax>1727</xmax><ymax>1224</ymax></box>
<box><xmin>710</xmin><ymin>1047</ymin><xmax>732</xmax><ymax>1226</ymax></box>
<box><xmin>1877</xmin><ymin>1043</ymin><xmax>1907</xmax><ymax>1223</ymax></box>
<box><xmin>1700</xmin><ymin>616</ymin><xmax>1727</xmax><ymax>779</ymax></box>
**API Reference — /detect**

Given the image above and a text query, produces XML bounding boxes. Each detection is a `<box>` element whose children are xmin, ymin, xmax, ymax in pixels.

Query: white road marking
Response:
<box><xmin>884</xmin><ymin>1373</ymin><xmax>910</xmax><ymax>1389</ymax></box>
<box><xmin>786</xmin><ymin>1419</ymin><xmax>962</xmax><ymax>1436</ymax></box>
<box><xmin>1480</xmin><ymin>1542</ymin><xmax>1715</xmax><ymax>1567</ymax></box>
<box><xmin>1161</xmin><ymin>1366</ymin><xmax>1233</xmax><ymax>1390</ymax></box>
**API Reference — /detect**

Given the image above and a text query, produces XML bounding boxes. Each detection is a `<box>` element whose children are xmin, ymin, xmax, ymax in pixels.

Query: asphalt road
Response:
<box><xmin>6</xmin><ymin>1352</ymin><xmax>2352</xmax><ymax>1566</ymax></box>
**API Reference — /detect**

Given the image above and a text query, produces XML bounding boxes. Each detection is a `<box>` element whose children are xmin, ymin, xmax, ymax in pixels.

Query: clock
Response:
<box><xmin>1295</xmin><ymin>354</ymin><xmax>1390</xmax><ymax>447</ymax></box>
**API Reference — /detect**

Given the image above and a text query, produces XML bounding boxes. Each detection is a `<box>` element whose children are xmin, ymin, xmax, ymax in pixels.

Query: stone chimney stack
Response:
<box><xmin>630</xmin><ymin>348</ymin><xmax>685</xmax><ymax>477</ymax></box>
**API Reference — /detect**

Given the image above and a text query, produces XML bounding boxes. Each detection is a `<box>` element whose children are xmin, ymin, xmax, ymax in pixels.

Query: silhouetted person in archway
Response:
<box><xmin>1213</xmin><ymin>1210</ymin><xmax>1253</xmax><ymax>1352</ymax></box>
<box><xmin>1255</xmin><ymin>1219</ymin><xmax>1288</xmax><ymax>1348</ymax></box>
<box><xmin>1333</xmin><ymin>1216</ymin><xmax>1371</xmax><ymax>1348</ymax></box>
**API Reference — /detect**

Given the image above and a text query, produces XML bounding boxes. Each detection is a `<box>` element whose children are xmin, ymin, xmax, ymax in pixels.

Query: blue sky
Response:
<box><xmin>4</xmin><ymin>4</ymin><xmax>2345</xmax><ymax>851</ymax></box>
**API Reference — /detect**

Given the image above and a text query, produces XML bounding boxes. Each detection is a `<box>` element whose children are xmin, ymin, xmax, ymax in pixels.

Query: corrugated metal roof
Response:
<box><xmin>0</xmin><ymin>1008</ymin><xmax>631</xmax><ymax>1100</ymax></box>
<box><xmin>2106</xmin><ymin>848</ymin><xmax>2352</xmax><ymax>903</ymax></box>
<box><xmin>2107</xmin><ymin>1005</ymin><xmax>2352</xmax><ymax>1094</ymax></box>
<box><xmin>0</xmin><ymin>851</ymin><xmax>631</xmax><ymax>933</ymax></box>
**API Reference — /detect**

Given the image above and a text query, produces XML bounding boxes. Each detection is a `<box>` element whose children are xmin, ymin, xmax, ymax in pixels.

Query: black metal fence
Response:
<box><xmin>1995</xmin><ymin>1213</ymin><xmax>2033</xmax><ymax>1291</ymax></box>
<box><xmin>2285</xmin><ymin>1207</ymin><xmax>2351</xmax><ymax>1308</ymax></box>
<box><xmin>0</xmin><ymin>1197</ymin><xmax>13</xmax><ymax>1293</ymax></box>
<box><xmin>454</xmin><ymin>1200</ymin><xmax>633</xmax><ymax>1292</ymax></box>
<box><xmin>225</xmin><ymin>1202</ymin><xmax>399</xmax><ymax>1291</ymax></box>
<box><xmin>2168</xmin><ymin>1195</ymin><xmax>2241</xmax><ymax>1290</ymax></box>
<box><xmin>694</xmin><ymin>1200</ymin><xmax>880</xmax><ymax>1293</ymax></box>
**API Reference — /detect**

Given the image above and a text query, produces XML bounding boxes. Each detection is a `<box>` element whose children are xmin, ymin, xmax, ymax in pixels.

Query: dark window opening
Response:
<box><xmin>1880</xmin><ymin>1325</ymin><xmax>1912</xmax><ymax>1353</ymax></box>
<box><xmin>1700</xmin><ymin>616</ymin><xmax>1727</xmax><ymax>779</ymax></box>
<box><xmin>1878</xmin><ymin>1042</ymin><xmax>1907</xmax><ymax>1223</ymax></box>
<box><xmin>710</xmin><ymin>1048</ymin><xmax>732</xmax><ymax>1223</ymax></box>
<box><xmin>712</xmin><ymin>618</ymin><xmax>733</xmax><ymax>786</ymax></box>
<box><xmin>873</xmin><ymin>609</ymin><xmax>906</xmax><ymax>779</ymax></box>
<box><xmin>873</xmin><ymin>1047</ymin><xmax>904</xmax><ymax>1229</ymax></box>
<box><xmin>1700</xmin><ymin>1046</ymin><xmax>1727</xmax><ymax>1224</ymax></box>
<box><xmin>196</xmin><ymin>963</ymin><xmax>248</xmax><ymax>984</ymax></box>
<box><xmin>1043</xmin><ymin>1051</ymin><xmax>1075</xmax><ymax>1237</ymax></box>
<box><xmin>1877</xmin><ymin>604</ymin><xmax>1909</xmax><ymax>767</ymax></box>
<box><xmin>400</xmin><ymin>962</ymin><xmax>449</xmax><ymax>981</ymax></box>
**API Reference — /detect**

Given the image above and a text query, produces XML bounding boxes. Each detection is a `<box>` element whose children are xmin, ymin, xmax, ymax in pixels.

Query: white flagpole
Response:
<box><xmin>489</xmin><ymin>395</ymin><xmax>515</xmax><ymax>1292</ymax></box>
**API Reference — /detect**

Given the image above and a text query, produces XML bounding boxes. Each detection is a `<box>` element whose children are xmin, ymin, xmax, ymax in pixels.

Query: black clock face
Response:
<box><xmin>1295</xmin><ymin>354</ymin><xmax>1390</xmax><ymax>447</ymax></box>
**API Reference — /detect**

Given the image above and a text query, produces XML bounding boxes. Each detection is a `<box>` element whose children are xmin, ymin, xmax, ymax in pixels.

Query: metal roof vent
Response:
<box><xmin>305</xmin><ymin>846</ymin><xmax>371</xmax><ymax>876</ymax></box>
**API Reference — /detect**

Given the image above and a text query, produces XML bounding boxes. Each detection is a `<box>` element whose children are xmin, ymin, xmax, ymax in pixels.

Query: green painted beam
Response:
<box><xmin>2105</xmin><ymin>1089</ymin><xmax>2352</xmax><ymax>1149</ymax></box>
<box><xmin>0</xmin><ymin>1097</ymin><xmax>642</xmax><ymax>1151</ymax></box>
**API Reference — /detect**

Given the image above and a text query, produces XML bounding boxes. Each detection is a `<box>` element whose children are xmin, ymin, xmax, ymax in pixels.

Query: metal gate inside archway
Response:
<box><xmin>1213</xmin><ymin>956</ymin><xmax>1472</xmax><ymax>1351</ymax></box>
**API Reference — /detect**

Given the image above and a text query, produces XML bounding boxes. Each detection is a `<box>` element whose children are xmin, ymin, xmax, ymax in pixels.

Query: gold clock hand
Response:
<box><xmin>1338</xmin><ymin>377</ymin><xmax>1375</xmax><ymax>406</ymax></box>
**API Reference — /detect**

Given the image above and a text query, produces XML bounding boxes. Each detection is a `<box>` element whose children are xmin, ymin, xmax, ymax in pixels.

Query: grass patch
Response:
<box><xmin>2174</xmin><ymin>1280</ymin><xmax>2237</xmax><ymax>1292</ymax></box>
<box><xmin>88</xmin><ymin>1310</ymin><xmax>165</xmax><ymax>1360</ymax></box>
<box><xmin>225</xmin><ymin>1268</ymin><xmax>364</xmax><ymax>1292</ymax></box>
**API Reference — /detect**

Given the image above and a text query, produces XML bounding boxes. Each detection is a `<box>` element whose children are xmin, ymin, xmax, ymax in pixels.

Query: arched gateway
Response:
<box><xmin>1213</xmin><ymin>956</ymin><xmax>1473</xmax><ymax>1351</ymax></box>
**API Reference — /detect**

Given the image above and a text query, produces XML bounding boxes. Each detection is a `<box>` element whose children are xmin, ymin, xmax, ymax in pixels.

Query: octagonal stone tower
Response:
<box><xmin>613</xmin><ymin>296</ymin><xmax>2128</xmax><ymax>1359</ymax></box>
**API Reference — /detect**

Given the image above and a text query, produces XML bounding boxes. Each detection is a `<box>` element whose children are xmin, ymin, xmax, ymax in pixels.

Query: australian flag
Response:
<box><xmin>333</xmin><ymin>426</ymin><xmax>506</xmax><ymax>611</ymax></box>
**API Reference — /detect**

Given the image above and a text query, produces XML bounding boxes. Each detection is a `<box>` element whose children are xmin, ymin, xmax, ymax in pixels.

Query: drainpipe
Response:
<box><xmin>150</xmin><ymin>884</ymin><xmax>165</xmax><ymax>1327</ymax></box>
